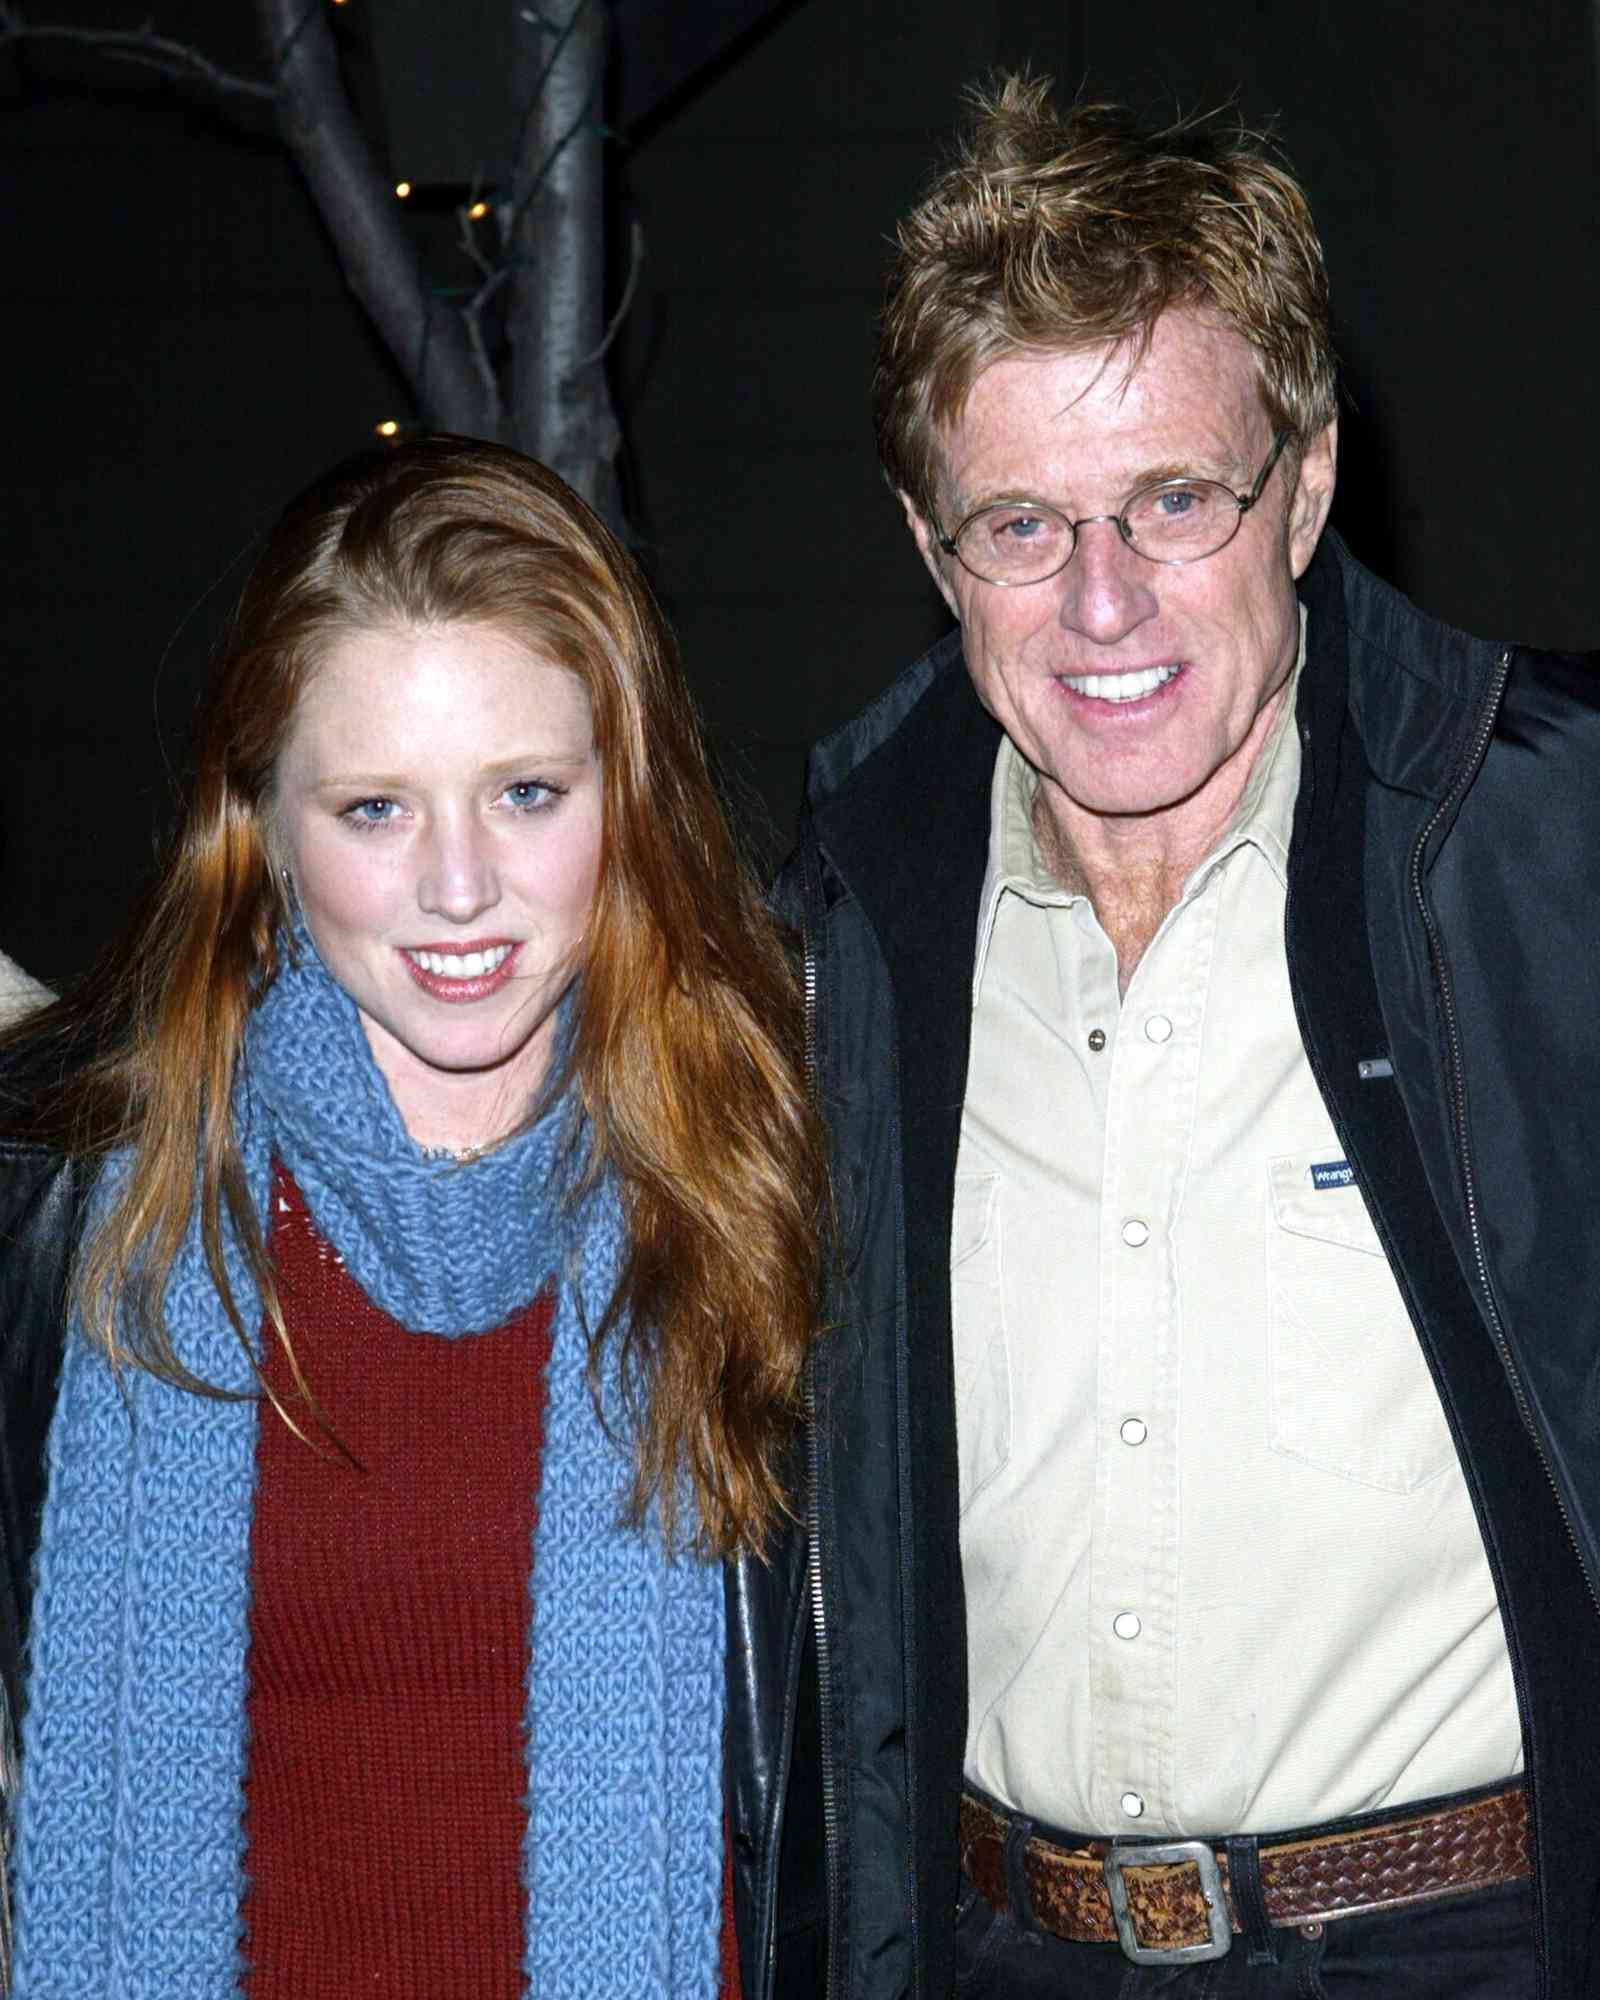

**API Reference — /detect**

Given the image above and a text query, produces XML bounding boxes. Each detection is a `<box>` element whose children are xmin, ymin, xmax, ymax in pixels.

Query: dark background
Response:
<box><xmin>4</xmin><ymin>0</ymin><xmax>1597</xmax><ymax>985</ymax></box>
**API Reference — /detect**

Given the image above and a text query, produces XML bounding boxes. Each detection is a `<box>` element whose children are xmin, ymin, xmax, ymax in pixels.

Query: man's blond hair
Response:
<box><xmin>874</xmin><ymin>75</ymin><xmax>1338</xmax><ymax>522</ymax></box>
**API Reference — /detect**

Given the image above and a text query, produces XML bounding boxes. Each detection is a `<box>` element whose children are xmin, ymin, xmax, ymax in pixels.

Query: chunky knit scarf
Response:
<box><xmin>11</xmin><ymin>934</ymin><xmax>725</xmax><ymax>1998</ymax></box>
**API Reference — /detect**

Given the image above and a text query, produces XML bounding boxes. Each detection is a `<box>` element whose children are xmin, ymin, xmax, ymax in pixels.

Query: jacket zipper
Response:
<box><xmin>1409</xmin><ymin>645</ymin><xmax>1600</xmax><ymax>1619</ymax></box>
<box><xmin>799</xmin><ymin>921</ymin><xmax>843</xmax><ymax>2000</ymax></box>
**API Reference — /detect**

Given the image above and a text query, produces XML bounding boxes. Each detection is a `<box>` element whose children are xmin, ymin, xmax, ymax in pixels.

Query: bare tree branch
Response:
<box><xmin>0</xmin><ymin>10</ymin><xmax>276</xmax><ymax>103</ymax></box>
<box><xmin>507</xmin><ymin>0</ymin><xmax>621</xmax><ymax>526</ymax></box>
<box><xmin>582</xmin><ymin>217</ymin><xmax>643</xmax><ymax>366</ymax></box>
<box><xmin>253</xmin><ymin>0</ymin><xmax>491</xmax><ymax>437</ymax></box>
<box><xmin>6</xmin><ymin>0</ymin><xmax>634</xmax><ymax>506</ymax></box>
<box><xmin>455</xmin><ymin>199</ymin><xmax>499</xmax><ymax>286</ymax></box>
<box><xmin>460</xmin><ymin>255</ymin><xmax>513</xmax><ymax>416</ymax></box>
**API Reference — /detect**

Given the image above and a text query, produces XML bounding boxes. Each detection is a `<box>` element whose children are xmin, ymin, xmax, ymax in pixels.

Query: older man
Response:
<box><xmin>725</xmin><ymin>77</ymin><xmax>1600</xmax><ymax>2000</ymax></box>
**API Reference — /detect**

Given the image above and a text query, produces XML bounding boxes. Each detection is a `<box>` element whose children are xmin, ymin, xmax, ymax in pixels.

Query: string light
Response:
<box><xmin>394</xmin><ymin>180</ymin><xmax>412</xmax><ymax>199</ymax></box>
<box><xmin>375</xmin><ymin>419</ymin><xmax>400</xmax><ymax>438</ymax></box>
<box><xmin>467</xmin><ymin>200</ymin><xmax>489</xmax><ymax>221</ymax></box>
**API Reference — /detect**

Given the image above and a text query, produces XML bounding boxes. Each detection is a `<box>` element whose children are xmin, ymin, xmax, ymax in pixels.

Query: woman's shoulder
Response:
<box><xmin>0</xmin><ymin>1140</ymin><xmax>97</xmax><ymax>1312</ymax></box>
<box><xmin>0</xmin><ymin>1133</ymin><xmax>84</xmax><ymax>1200</ymax></box>
<box><xmin>0</xmin><ymin>1127</ymin><xmax>82</xmax><ymax>1747</ymax></box>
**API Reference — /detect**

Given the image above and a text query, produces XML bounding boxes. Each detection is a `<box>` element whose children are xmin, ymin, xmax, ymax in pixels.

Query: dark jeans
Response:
<box><xmin>953</xmin><ymin>1875</ymin><xmax>1537</xmax><ymax>1998</ymax></box>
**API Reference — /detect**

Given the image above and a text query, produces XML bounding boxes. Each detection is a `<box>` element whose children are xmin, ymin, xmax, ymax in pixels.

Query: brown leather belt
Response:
<box><xmin>960</xmin><ymin>1785</ymin><xmax>1530</xmax><ymax>1966</ymax></box>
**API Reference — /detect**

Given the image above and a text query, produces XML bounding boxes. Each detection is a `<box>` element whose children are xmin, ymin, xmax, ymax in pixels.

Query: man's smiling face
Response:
<box><xmin>905</xmin><ymin>311</ymin><xmax>1336</xmax><ymax>847</ymax></box>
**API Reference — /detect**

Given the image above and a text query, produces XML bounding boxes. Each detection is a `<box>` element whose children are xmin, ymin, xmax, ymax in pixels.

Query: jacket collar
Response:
<box><xmin>804</xmin><ymin>628</ymin><xmax>999</xmax><ymax>982</ymax></box>
<box><xmin>1299</xmin><ymin>528</ymin><xmax>1510</xmax><ymax>802</ymax></box>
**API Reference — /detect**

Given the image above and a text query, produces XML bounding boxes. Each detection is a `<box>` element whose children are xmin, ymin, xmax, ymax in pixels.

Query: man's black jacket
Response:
<box><xmin>726</xmin><ymin>531</ymin><xmax>1600</xmax><ymax>1999</ymax></box>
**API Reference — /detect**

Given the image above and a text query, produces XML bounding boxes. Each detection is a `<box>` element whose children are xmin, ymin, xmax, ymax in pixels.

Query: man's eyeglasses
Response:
<box><xmin>935</xmin><ymin>430</ymin><xmax>1291</xmax><ymax>587</ymax></box>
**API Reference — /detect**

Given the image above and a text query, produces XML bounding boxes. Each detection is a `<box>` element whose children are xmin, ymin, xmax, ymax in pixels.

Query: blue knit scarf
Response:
<box><xmin>11</xmin><ymin>935</ymin><xmax>726</xmax><ymax>1998</ymax></box>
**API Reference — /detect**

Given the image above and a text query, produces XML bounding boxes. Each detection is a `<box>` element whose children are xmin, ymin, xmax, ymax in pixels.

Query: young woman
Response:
<box><xmin>0</xmin><ymin>436</ymin><xmax>822</xmax><ymax>1998</ymax></box>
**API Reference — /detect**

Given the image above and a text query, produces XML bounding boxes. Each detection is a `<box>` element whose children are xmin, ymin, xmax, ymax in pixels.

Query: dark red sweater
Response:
<box><xmin>242</xmin><ymin>1162</ymin><xmax>556</xmax><ymax>1995</ymax></box>
<box><xmin>240</xmin><ymin>1162</ymin><xmax>742</xmax><ymax>1998</ymax></box>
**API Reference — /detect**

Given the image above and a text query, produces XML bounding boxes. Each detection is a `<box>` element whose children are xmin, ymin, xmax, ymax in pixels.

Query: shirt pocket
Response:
<box><xmin>952</xmin><ymin>1172</ymin><xmax>1011</xmax><ymax>1513</ymax></box>
<box><xmin>1265</xmin><ymin>1150</ymin><xmax>1456</xmax><ymax>1493</ymax></box>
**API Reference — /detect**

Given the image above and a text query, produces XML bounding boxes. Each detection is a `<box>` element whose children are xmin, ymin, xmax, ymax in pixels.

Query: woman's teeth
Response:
<box><xmin>406</xmin><ymin>945</ymin><xmax>513</xmax><ymax>978</ymax></box>
<box><xmin>1062</xmin><ymin>664</ymin><xmax>1180</xmax><ymax>702</ymax></box>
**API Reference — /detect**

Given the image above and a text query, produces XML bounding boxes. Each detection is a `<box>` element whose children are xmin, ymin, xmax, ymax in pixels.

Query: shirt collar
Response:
<box><xmin>1199</xmin><ymin>601</ymin><xmax>1307</xmax><ymax>889</ymax></box>
<box><xmin>972</xmin><ymin>606</ymin><xmax>1308</xmax><ymax>989</ymax></box>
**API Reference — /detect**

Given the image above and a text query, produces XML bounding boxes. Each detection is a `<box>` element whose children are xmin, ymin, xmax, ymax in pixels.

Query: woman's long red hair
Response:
<box><xmin>2</xmin><ymin>437</ymin><xmax>824</xmax><ymax>1556</ymax></box>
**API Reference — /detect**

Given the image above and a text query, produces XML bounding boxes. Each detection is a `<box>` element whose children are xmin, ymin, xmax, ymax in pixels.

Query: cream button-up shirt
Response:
<box><xmin>955</xmin><ymin>644</ymin><xmax>1522</xmax><ymax>1837</ymax></box>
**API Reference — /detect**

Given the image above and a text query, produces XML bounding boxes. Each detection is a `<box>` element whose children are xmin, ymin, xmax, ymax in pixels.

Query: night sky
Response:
<box><xmin>4</xmin><ymin>0</ymin><xmax>1596</xmax><ymax>984</ymax></box>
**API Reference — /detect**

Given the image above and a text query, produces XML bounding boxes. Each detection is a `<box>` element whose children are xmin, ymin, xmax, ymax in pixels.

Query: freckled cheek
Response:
<box><xmin>975</xmin><ymin>639</ymin><xmax>1050</xmax><ymax>730</ymax></box>
<box><xmin>291</xmin><ymin>829</ymin><xmax>407</xmax><ymax>944</ymax></box>
<box><xmin>553</xmin><ymin>846</ymin><xmax>602</xmax><ymax>944</ymax></box>
<box><xmin>991</xmin><ymin>599</ymin><xmax>1069</xmax><ymax>684</ymax></box>
<box><xmin>514</xmin><ymin>812</ymin><xmax>602</xmax><ymax>949</ymax></box>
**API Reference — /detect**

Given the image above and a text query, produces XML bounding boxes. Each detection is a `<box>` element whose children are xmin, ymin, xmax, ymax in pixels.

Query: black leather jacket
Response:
<box><xmin>0</xmin><ymin>1141</ymin><xmax>82</xmax><ymax>1877</ymax></box>
<box><xmin>725</xmin><ymin>532</ymin><xmax>1600</xmax><ymax>2000</ymax></box>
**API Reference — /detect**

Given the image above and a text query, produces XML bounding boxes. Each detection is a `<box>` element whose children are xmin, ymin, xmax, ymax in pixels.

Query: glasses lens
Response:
<box><xmin>955</xmin><ymin>503</ymin><xmax>1073</xmax><ymax>583</ymax></box>
<box><xmin>1123</xmin><ymin>481</ymin><xmax>1239</xmax><ymax>561</ymax></box>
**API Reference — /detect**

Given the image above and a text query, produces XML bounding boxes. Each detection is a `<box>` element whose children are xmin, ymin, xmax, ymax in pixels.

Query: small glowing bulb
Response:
<box><xmin>394</xmin><ymin>181</ymin><xmax>412</xmax><ymax>200</ymax></box>
<box><xmin>467</xmin><ymin>200</ymin><xmax>489</xmax><ymax>221</ymax></box>
<box><xmin>375</xmin><ymin>420</ymin><xmax>400</xmax><ymax>438</ymax></box>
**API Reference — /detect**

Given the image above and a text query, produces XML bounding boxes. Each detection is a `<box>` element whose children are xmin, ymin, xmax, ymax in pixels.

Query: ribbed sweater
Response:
<box><xmin>241</xmin><ymin>1163</ymin><xmax>556</xmax><ymax>1996</ymax></box>
<box><xmin>238</xmin><ymin>1164</ymin><xmax>744</xmax><ymax>1998</ymax></box>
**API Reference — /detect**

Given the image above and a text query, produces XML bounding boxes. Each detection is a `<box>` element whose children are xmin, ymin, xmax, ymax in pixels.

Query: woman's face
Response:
<box><xmin>273</xmin><ymin>621</ymin><xmax>604</xmax><ymax>1152</ymax></box>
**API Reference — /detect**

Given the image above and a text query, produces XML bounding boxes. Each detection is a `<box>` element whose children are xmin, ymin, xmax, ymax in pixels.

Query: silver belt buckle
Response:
<box><xmin>1102</xmin><ymin>1839</ymin><xmax>1231</xmax><ymax>1965</ymax></box>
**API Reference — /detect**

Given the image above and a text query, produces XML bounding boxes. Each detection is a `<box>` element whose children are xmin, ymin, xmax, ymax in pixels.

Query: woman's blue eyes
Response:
<box><xmin>343</xmin><ymin>798</ymin><xmax>399</xmax><ymax>828</ymax></box>
<box><xmin>503</xmin><ymin>781</ymin><xmax>554</xmax><ymax>812</ymax></box>
<box><xmin>339</xmin><ymin>783</ymin><xmax>556</xmax><ymax>828</ymax></box>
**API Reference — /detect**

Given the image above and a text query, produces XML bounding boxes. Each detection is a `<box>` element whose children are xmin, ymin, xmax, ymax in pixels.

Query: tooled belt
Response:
<box><xmin>959</xmin><ymin>1783</ymin><xmax>1530</xmax><ymax>1967</ymax></box>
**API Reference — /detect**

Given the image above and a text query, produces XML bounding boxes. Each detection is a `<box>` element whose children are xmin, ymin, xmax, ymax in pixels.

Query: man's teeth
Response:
<box><xmin>406</xmin><ymin>945</ymin><xmax>513</xmax><ymax>979</ymax></box>
<box><xmin>1062</xmin><ymin>664</ymin><xmax>1180</xmax><ymax>702</ymax></box>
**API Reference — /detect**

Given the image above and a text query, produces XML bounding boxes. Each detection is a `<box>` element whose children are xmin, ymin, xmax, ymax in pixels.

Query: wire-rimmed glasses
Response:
<box><xmin>935</xmin><ymin>431</ymin><xmax>1291</xmax><ymax>587</ymax></box>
